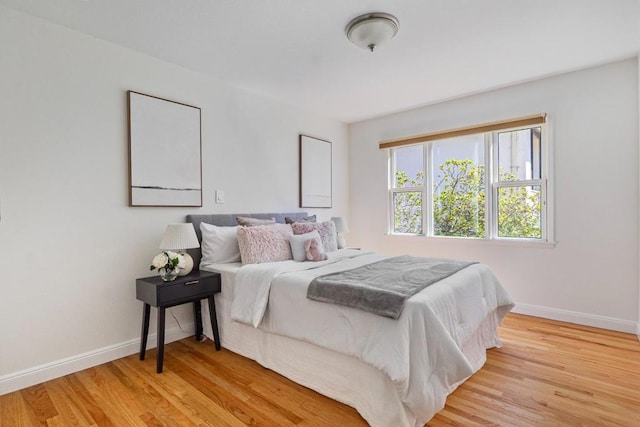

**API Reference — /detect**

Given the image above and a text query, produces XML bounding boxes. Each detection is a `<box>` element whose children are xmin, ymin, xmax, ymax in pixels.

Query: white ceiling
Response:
<box><xmin>2</xmin><ymin>0</ymin><xmax>639</xmax><ymax>123</ymax></box>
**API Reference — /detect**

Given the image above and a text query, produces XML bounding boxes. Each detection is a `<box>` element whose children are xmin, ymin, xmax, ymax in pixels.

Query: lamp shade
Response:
<box><xmin>346</xmin><ymin>12</ymin><xmax>399</xmax><ymax>52</ymax></box>
<box><xmin>331</xmin><ymin>217</ymin><xmax>349</xmax><ymax>234</ymax></box>
<box><xmin>159</xmin><ymin>223</ymin><xmax>200</xmax><ymax>250</ymax></box>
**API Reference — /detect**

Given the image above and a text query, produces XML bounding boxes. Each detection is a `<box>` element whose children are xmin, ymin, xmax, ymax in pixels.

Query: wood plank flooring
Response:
<box><xmin>1</xmin><ymin>313</ymin><xmax>639</xmax><ymax>426</ymax></box>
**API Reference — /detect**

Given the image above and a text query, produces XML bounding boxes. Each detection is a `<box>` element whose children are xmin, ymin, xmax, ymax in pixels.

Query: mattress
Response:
<box><xmin>200</xmin><ymin>253</ymin><xmax>513</xmax><ymax>426</ymax></box>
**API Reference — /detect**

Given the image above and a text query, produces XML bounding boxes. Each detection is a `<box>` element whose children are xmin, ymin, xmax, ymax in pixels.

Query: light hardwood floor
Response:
<box><xmin>1</xmin><ymin>313</ymin><xmax>639</xmax><ymax>426</ymax></box>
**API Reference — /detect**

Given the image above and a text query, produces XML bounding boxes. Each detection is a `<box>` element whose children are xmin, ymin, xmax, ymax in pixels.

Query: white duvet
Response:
<box><xmin>229</xmin><ymin>250</ymin><xmax>514</xmax><ymax>424</ymax></box>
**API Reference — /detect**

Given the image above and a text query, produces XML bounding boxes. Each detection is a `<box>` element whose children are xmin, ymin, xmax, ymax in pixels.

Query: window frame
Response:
<box><xmin>387</xmin><ymin>120</ymin><xmax>553</xmax><ymax>244</ymax></box>
<box><xmin>389</xmin><ymin>147</ymin><xmax>426</xmax><ymax>235</ymax></box>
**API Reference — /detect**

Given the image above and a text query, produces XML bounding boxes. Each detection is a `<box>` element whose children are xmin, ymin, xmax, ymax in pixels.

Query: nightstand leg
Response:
<box><xmin>140</xmin><ymin>303</ymin><xmax>150</xmax><ymax>360</ymax></box>
<box><xmin>157</xmin><ymin>307</ymin><xmax>166</xmax><ymax>373</ymax></box>
<box><xmin>208</xmin><ymin>295</ymin><xmax>221</xmax><ymax>351</ymax></box>
<box><xmin>193</xmin><ymin>300</ymin><xmax>203</xmax><ymax>341</ymax></box>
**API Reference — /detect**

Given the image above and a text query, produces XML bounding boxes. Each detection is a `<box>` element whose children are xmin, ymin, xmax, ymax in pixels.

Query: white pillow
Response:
<box><xmin>289</xmin><ymin>230</ymin><xmax>322</xmax><ymax>262</ymax></box>
<box><xmin>200</xmin><ymin>223</ymin><xmax>241</xmax><ymax>264</ymax></box>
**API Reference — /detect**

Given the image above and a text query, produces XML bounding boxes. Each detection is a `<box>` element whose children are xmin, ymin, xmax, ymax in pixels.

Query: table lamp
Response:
<box><xmin>331</xmin><ymin>217</ymin><xmax>349</xmax><ymax>249</ymax></box>
<box><xmin>160</xmin><ymin>223</ymin><xmax>200</xmax><ymax>276</ymax></box>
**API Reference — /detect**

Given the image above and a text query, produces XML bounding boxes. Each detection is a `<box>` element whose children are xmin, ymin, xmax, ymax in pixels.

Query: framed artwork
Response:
<box><xmin>127</xmin><ymin>91</ymin><xmax>202</xmax><ymax>207</ymax></box>
<box><xmin>299</xmin><ymin>134</ymin><xmax>332</xmax><ymax>208</ymax></box>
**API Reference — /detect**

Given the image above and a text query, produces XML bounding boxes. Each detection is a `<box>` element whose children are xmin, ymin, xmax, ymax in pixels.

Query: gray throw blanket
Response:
<box><xmin>307</xmin><ymin>255</ymin><xmax>477</xmax><ymax>319</ymax></box>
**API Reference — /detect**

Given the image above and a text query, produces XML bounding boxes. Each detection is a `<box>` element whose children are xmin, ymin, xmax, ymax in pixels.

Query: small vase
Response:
<box><xmin>159</xmin><ymin>267</ymin><xmax>179</xmax><ymax>282</ymax></box>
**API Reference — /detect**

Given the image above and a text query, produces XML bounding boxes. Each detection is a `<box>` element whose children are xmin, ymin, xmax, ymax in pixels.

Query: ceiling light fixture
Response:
<box><xmin>345</xmin><ymin>12</ymin><xmax>399</xmax><ymax>52</ymax></box>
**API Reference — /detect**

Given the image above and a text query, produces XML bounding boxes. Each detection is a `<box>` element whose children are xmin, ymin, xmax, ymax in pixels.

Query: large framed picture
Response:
<box><xmin>299</xmin><ymin>134</ymin><xmax>332</xmax><ymax>208</ymax></box>
<box><xmin>127</xmin><ymin>91</ymin><xmax>202</xmax><ymax>207</ymax></box>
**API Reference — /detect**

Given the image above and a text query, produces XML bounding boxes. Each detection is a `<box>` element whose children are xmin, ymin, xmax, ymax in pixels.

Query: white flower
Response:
<box><xmin>150</xmin><ymin>250</ymin><xmax>187</xmax><ymax>273</ymax></box>
<box><xmin>152</xmin><ymin>253</ymin><xmax>168</xmax><ymax>269</ymax></box>
<box><xmin>176</xmin><ymin>253</ymin><xmax>186</xmax><ymax>269</ymax></box>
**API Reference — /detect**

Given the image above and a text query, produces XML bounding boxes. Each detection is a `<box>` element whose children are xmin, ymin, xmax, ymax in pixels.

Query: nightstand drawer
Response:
<box><xmin>158</xmin><ymin>275</ymin><xmax>220</xmax><ymax>305</ymax></box>
<box><xmin>136</xmin><ymin>271</ymin><xmax>221</xmax><ymax>307</ymax></box>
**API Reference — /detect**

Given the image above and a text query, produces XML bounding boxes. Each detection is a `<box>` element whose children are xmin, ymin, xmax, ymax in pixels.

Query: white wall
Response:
<box><xmin>0</xmin><ymin>7</ymin><xmax>348</xmax><ymax>392</ymax></box>
<box><xmin>349</xmin><ymin>59</ymin><xmax>639</xmax><ymax>333</ymax></box>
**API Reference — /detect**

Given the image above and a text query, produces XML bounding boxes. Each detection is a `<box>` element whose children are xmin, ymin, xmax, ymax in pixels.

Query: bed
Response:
<box><xmin>186</xmin><ymin>213</ymin><xmax>514</xmax><ymax>427</ymax></box>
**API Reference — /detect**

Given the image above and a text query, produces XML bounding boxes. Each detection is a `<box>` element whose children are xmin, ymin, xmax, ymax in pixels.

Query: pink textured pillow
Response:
<box><xmin>237</xmin><ymin>224</ymin><xmax>293</xmax><ymax>264</ymax></box>
<box><xmin>292</xmin><ymin>221</ymin><xmax>338</xmax><ymax>252</ymax></box>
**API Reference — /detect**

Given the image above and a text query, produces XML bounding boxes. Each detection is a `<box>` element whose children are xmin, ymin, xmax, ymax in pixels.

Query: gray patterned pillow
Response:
<box><xmin>285</xmin><ymin>214</ymin><xmax>317</xmax><ymax>224</ymax></box>
<box><xmin>291</xmin><ymin>221</ymin><xmax>337</xmax><ymax>252</ymax></box>
<box><xmin>235</xmin><ymin>216</ymin><xmax>276</xmax><ymax>227</ymax></box>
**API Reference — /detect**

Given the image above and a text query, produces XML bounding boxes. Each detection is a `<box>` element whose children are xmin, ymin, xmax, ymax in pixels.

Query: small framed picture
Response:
<box><xmin>299</xmin><ymin>134</ymin><xmax>332</xmax><ymax>208</ymax></box>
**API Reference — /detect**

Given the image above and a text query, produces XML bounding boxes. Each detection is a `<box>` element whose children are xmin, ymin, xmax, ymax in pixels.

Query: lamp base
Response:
<box><xmin>336</xmin><ymin>235</ymin><xmax>346</xmax><ymax>250</ymax></box>
<box><xmin>178</xmin><ymin>252</ymin><xmax>194</xmax><ymax>276</ymax></box>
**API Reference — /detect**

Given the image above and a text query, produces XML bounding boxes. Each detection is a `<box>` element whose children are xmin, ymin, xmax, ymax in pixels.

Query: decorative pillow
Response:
<box><xmin>237</xmin><ymin>224</ymin><xmax>293</xmax><ymax>264</ymax></box>
<box><xmin>289</xmin><ymin>230</ymin><xmax>322</xmax><ymax>262</ymax></box>
<box><xmin>291</xmin><ymin>221</ymin><xmax>338</xmax><ymax>252</ymax></box>
<box><xmin>304</xmin><ymin>236</ymin><xmax>327</xmax><ymax>262</ymax></box>
<box><xmin>284</xmin><ymin>214</ymin><xmax>317</xmax><ymax>224</ymax></box>
<box><xmin>235</xmin><ymin>216</ymin><xmax>276</xmax><ymax>227</ymax></box>
<box><xmin>200</xmin><ymin>223</ymin><xmax>241</xmax><ymax>264</ymax></box>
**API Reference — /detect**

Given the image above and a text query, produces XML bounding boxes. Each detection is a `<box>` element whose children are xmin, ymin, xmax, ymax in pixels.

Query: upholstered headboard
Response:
<box><xmin>186</xmin><ymin>212</ymin><xmax>308</xmax><ymax>271</ymax></box>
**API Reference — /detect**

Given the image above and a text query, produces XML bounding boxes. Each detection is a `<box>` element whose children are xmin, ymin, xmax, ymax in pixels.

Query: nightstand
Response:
<box><xmin>136</xmin><ymin>270</ymin><xmax>221</xmax><ymax>373</ymax></box>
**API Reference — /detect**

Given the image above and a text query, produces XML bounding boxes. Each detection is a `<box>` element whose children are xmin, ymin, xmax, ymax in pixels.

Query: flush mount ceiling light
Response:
<box><xmin>345</xmin><ymin>12</ymin><xmax>399</xmax><ymax>52</ymax></box>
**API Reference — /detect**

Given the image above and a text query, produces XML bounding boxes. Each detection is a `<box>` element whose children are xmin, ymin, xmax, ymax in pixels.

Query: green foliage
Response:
<box><xmin>393</xmin><ymin>171</ymin><xmax>423</xmax><ymax>233</ymax></box>
<box><xmin>497</xmin><ymin>186</ymin><xmax>541</xmax><ymax>239</ymax></box>
<box><xmin>433</xmin><ymin>159</ymin><xmax>485</xmax><ymax>237</ymax></box>
<box><xmin>394</xmin><ymin>159</ymin><xmax>541</xmax><ymax>239</ymax></box>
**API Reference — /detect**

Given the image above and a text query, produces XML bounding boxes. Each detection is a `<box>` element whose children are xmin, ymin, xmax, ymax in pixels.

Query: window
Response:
<box><xmin>391</xmin><ymin>145</ymin><xmax>423</xmax><ymax>234</ymax></box>
<box><xmin>432</xmin><ymin>135</ymin><xmax>485</xmax><ymax>238</ymax></box>
<box><xmin>384</xmin><ymin>115</ymin><xmax>551</xmax><ymax>242</ymax></box>
<box><xmin>495</xmin><ymin>127</ymin><xmax>544</xmax><ymax>239</ymax></box>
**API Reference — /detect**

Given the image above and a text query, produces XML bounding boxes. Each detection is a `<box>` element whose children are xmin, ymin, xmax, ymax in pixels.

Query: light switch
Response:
<box><xmin>215</xmin><ymin>190</ymin><xmax>224</xmax><ymax>204</ymax></box>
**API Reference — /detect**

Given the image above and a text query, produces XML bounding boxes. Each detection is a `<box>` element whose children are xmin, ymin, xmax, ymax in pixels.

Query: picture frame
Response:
<box><xmin>299</xmin><ymin>134</ymin><xmax>332</xmax><ymax>208</ymax></box>
<box><xmin>127</xmin><ymin>91</ymin><xmax>202</xmax><ymax>207</ymax></box>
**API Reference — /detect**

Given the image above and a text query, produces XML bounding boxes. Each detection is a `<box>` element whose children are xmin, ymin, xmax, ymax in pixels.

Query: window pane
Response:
<box><xmin>432</xmin><ymin>135</ymin><xmax>485</xmax><ymax>238</ymax></box>
<box><xmin>393</xmin><ymin>191</ymin><xmax>422</xmax><ymax>234</ymax></box>
<box><xmin>393</xmin><ymin>145</ymin><xmax>423</xmax><ymax>188</ymax></box>
<box><xmin>497</xmin><ymin>185</ymin><xmax>542</xmax><ymax>239</ymax></box>
<box><xmin>498</xmin><ymin>127</ymin><xmax>541</xmax><ymax>181</ymax></box>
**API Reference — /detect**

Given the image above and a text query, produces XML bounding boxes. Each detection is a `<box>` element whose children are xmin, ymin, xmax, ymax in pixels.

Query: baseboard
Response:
<box><xmin>512</xmin><ymin>303</ymin><xmax>637</xmax><ymax>334</ymax></box>
<box><xmin>0</xmin><ymin>322</ymin><xmax>194</xmax><ymax>396</ymax></box>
